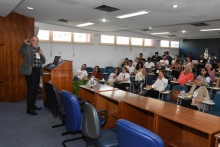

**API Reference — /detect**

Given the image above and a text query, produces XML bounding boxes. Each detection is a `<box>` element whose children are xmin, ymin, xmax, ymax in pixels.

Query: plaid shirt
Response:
<box><xmin>33</xmin><ymin>48</ymin><xmax>42</xmax><ymax>68</ymax></box>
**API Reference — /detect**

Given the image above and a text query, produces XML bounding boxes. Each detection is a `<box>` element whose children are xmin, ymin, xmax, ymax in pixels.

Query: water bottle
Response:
<box><xmin>58</xmin><ymin>51</ymin><xmax>62</xmax><ymax>62</ymax></box>
<box><xmin>182</xmin><ymin>90</ymin><xmax>185</xmax><ymax>96</ymax></box>
<box><xmin>91</xmin><ymin>76</ymin><xmax>94</xmax><ymax>85</ymax></box>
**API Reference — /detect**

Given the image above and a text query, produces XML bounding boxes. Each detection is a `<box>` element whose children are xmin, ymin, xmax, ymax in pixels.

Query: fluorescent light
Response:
<box><xmin>102</xmin><ymin>19</ymin><xmax>106</xmax><ymax>22</ymax></box>
<box><xmin>173</xmin><ymin>5</ymin><xmax>178</xmax><ymax>8</ymax></box>
<box><xmin>149</xmin><ymin>27</ymin><xmax>152</xmax><ymax>30</ymax></box>
<box><xmin>181</xmin><ymin>30</ymin><xmax>186</xmax><ymax>33</ymax></box>
<box><xmin>151</xmin><ymin>32</ymin><xmax>170</xmax><ymax>35</ymax></box>
<box><xmin>117</xmin><ymin>11</ymin><xmax>150</xmax><ymax>19</ymax></box>
<box><xmin>27</xmin><ymin>7</ymin><xmax>34</xmax><ymax>10</ymax></box>
<box><xmin>76</xmin><ymin>22</ymin><xmax>95</xmax><ymax>27</ymax></box>
<box><xmin>200</xmin><ymin>28</ymin><xmax>220</xmax><ymax>31</ymax></box>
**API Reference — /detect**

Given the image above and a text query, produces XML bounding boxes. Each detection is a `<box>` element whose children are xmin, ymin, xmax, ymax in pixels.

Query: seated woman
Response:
<box><xmin>181</xmin><ymin>76</ymin><xmax>210</xmax><ymax>110</ymax></box>
<box><xmin>183</xmin><ymin>56</ymin><xmax>194</xmax><ymax>69</ymax></box>
<box><xmin>144</xmin><ymin>71</ymin><xmax>168</xmax><ymax>99</ymax></box>
<box><xmin>200</xmin><ymin>68</ymin><xmax>211</xmax><ymax>87</ymax></box>
<box><xmin>87</xmin><ymin>66</ymin><xmax>102</xmax><ymax>85</ymax></box>
<box><xmin>114</xmin><ymin>67</ymin><xmax>131</xmax><ymax>91</ymax></box>
<box><xmin>171</xmin><ymin>59</ymin><xmax>181</xmax><ymax>79</ymax></box>
<box><xmin>106</xmin><ymin>67</ymin><xmax>119</xmax><ymax>87</ymax></box>
<box><xmin>134</xmin><ymin>62</ymin><xmax>147</xmax><ymax>94</ymax></box>
<box><xmin>121</xmin><ymin>58</ymin><xmax>129</xmax><ymax>67</ymax></box>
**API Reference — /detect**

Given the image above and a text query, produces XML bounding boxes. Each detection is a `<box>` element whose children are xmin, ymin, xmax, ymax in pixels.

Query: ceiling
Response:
<box><xmin>1</xmin><ymin>0</ymin><xmax>220</xmax><ymax>39</ymax></box>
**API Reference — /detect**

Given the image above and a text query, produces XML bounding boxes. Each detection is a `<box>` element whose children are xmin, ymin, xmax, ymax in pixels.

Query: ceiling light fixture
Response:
<box><xmin>200</xmin><ymin>28</ymin><xmax>220</xmax><ymax>31</ymax></box>
<box><xmin>182</xmin><ymin>30</ymin><xmax>186</xmax><ymax>33</ymax></box>
<box><xmin>76</xmin><ymin>22</ymin><xmax>95</xmax><ymax>27</ymax></box>
<box><xmin>151</xmin><ymin>32</ymin><xmax>170</xmax><ymax>35</ymax></box>
<box><xmin>102</xmin><ymin>19</ymin><xmax>106</xmax><ymax>22</ymax></box>
<box><xmin>116</xmin><ymin>10</ymin><xmax>150</xmax><ymax>19</ymax></box>
<box><xmin>149</xmin><ymin>27</ymin><xmax>152</xmax><ymax>30</ymax></box>
<box><xmin>173</xmin><ymin>5</ymin><xmax>178</xmax><ymax>8</ymax></box>
<box><xmin>27</xmin><ymin>7</ymin><xmax>34</xmax><ymax>10</ymax></box>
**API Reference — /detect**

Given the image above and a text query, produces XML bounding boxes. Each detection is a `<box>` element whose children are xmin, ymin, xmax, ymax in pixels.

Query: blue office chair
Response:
<box><xmin>85</xmin><ymin>67</ymin><xmax>93</xmax><ymax>73</ymax></box>
<box><xmin>206</xmin><ymin>92</ymin><xmax>220</xmax><ymax>116</ymax></box>
<box><xmin>82</xmin><ymin>102</ymin><xmax>118</xmax><ymax>147</ymax></box>
<box><xmin>116</xmin><ymin>67</ymin><xmax>122</xmax><ymax>73</ymax></box>
<box><xmin>116</xmin><ymin>119</ymin><xmax>164</xmax><ymax>147</ymax></box>
<box><xmin>45</xmin><ymin>82</ymin><xmax>65</xmax><ymax>128</ymax></box>
<box><xmin>105</xmin><ymin>66</ymin><xmax>114</xmax><ymax>73</ymax></box>
<box><xmin>100</xmin><ymin>68</ymin><xmax>107</xmax><ymax>80</ymax></box>
<box><xmin>60</xmin><ymin>90</ymin><xmax>83</xmax><ymax>146</ymax></box>
<box><xmin>107</xmin><ymin>68</ymin><xmax>114</xmax><ymax>78</ymax></box>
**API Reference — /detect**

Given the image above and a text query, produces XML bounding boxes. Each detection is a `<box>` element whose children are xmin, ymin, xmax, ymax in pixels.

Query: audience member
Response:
<box><xmin>160</xmin><ymin>55</ymin><xmax>169</xmax><ymax>67</ymax></box>
<box><xmin>143</xmin><ymin>57</ymin><xmax>155</xmax><ymax>72</ymax></box>
<box><xmin>181</xmin><ymin>76</ymin><xmax>210</xmax><ymax>110</ymax></box>
<box><xmin>134</xmin><ymin>62</ymin><xmax>147</xmax><ymax>94</ymax></box>
<box><xmin>205</xmin><ymin>63</ymin><xmax>215</xmax><ymax>81</ymax></box>
<box><xmin>151</xmin><ymin>52</ymin><xmax>162</xmax><ymax>62</ymax></box>
<box><xmin>115</xmin><ymin>67</ymin><xmax>131</xmax><ymax>91</ymax></box>
<box><xmin>171</xmin><ymin>59</ymin><xmax>181</xmax><ymax>79</ymax></box>
<box><xmin>121</xmin><ymin>58</ymin><xmax>129</xmax><ymax>67</ymax></box>
<box><xmin>188</xmin><ymin>53</ymin><xmax>194</xmax><ymax>60</ymax></box>
<box><xmin>177</xmin><ymin>64</ymin><xmax>194</xmax><ymax>85</ymax></box>
<box><xmin>197</xmin><ymin>53</ymin><xmax>207</xmax><ymax>75</ymax></box>
<box><xmin>208</xmin><ymin>53</ymin><xmax>217</xmax><ymax>68</ymax></box>
<box><xmin>165</xmin><ymin>51</ymin><xmax>173</xmax><ymax>65</ymax></box>
<box><xmin>106</xmin><ymin>67</ymin><xmax>119</xmax><ymax>87</ymax></box>
<box><xmin>144</xmin><ymin>71</ymin><xmax>168</xmax><ymax>98</ymax></box>
<box><xmin>127</xmin><ymin>60</ymin><xmax>135</xmax><ymax>75</ymax></box>
<box><xmin>171</xmin><ymin>55</ymin><xmax>179</xmax><ymax>64</ymax></box>
<box><xmin>133</xmin><ymin>57</ymin><xmax>139</xmax><ymax>67</ymax></box>
<box><xmin>183</xmin><ymin>56</ymin><xmax>194</xmax><ymax>69</ymax></box>
<box><xmin>74</xmin><ymin>64</ymin><xmax>88</xmax><ymax>81</ymax></box>
<box><xmin>215</xmin><ymin>62</ymin><xmax>220</xmax><ymax>72</ymax></box>
<box><xmin>138</xmin><ymin>53</ymin><xmax>145</xmax><ymax>63</ymax></box>
<box><xmin>92</xmin><ymin>66</ymin><xmax>102</xmax><ymax>80</ymax></box>
<box><xmin>200</xmin><ymin>68</ymin><xmax>211</xmax><ymax>87</ymax></box>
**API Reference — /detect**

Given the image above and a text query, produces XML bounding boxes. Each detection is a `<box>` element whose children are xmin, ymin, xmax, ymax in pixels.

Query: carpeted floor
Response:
<box><xmin>0</xmin><ymin>98</ymin><xmax>86</xmax><ymax>147</ymax></box>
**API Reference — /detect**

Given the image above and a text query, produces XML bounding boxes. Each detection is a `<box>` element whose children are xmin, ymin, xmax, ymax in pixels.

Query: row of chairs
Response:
<box><xmin>45</xmin><ymin>82</ymin><xmax>164</xmax><ymax>147</ymax></box>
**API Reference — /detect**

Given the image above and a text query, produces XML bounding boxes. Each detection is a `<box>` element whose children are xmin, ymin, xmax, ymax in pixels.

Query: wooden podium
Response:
<box><xmin>42</xmin><ymin>60</ymin><xmax>73</xmax><ymax>104</ymax></box>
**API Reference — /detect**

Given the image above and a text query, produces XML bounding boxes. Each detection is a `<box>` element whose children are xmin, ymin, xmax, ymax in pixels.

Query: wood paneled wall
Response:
<box><xmin>0</xmin><ymin>12</ymin><xmax>34</xmax><ymax>102</ymax></box>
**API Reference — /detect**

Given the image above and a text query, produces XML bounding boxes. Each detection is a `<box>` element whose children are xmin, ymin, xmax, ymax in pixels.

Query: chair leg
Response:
<box><xmin>52</xmin><ymin>120</ymin><xmax>65</xmax><ymax>128</ymax></box>
<box><xmin>62</xmin><ymin>136</ymin><xmax>83</xmax><ymax>147</ymax></box>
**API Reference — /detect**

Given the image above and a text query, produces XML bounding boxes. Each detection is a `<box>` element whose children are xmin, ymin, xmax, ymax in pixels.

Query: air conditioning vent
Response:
<box><xmin>58</xmin><ymin>19</ymin><xmax>70</xmax><ymax>23</ymax></box>
<box><xmin>191</xmin><ymin>22</ymin><xmax>209</xmax><ymax>27</ymax></box>
<box><xmin>141</xmin><ymin>29</ymin><xmax>152</xmax><ymax>31</ymax></box>
<box><xmin>95</xmin><ymin>5</ymin><xmax>120</xmax><ymax>12</ymax></box>
<box><xmin>167</xmin><ymin>35</ymin><xmax>177</xmax><ymax>37</ymax></box>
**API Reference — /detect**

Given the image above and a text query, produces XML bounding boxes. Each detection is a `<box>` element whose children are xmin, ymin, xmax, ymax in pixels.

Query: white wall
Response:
<box><xmin>36</xmin><ymin>22</ymin><xmax>180</xmax><ymax>74</ymax></box>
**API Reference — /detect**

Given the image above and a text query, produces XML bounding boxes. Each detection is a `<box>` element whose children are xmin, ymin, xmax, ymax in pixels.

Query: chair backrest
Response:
<box><xmin>116</xmin><ymin>119</ymin><xmax>164</xmax><ymax>147</ymax></box>
<box><xmin>85</xmin><ymin>67</ymin><xmax>93</xmax><ymax>73</ymax></box>
<box><xmin>44</xmin><ymin>82</ymin><xmax>64</xmax><ymax>116</ymax></box>
<box><xmin>116</xmin><ymin>67</ymin><xmax>122</xmax><ymax>73</ymax></box>
<box><xmin>99</xmin><ymin>68</ymin><xmax>107</xmax><ymax>73</ymax></box>
<box><xmin>105</xmin><ymin>66</ymin><xmax>114</xmax><ymax>73</ymax></box>
<box><xmin>107</xmin><ymin>68</ymin><xmax>114</xmax><ymax>78</ymax></box>
<box><xmin>171</xmin><ymin>85</ymin><xmax>188</xmax><ymax>101</ymax></box>
<box><xmin>165</xmin><ymin>84</ymin><xmax>170</xmax><ymax>91</ymax></box>
<box><xmin>213</xmin><ymin>92</ymin><xmax>220</xmax><ymax>111</ymax></box>
<box><xmin>82</xmin><ymin>102</ymin><xmax>101</xmax><ymax>139</ymax></box>
<box><xmin>60</xmin><ymin>90</ymin><xmax>82</xmax><ymax>132</ymax></box>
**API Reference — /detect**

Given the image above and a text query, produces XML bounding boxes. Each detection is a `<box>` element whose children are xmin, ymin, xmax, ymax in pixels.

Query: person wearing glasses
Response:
<box><xmin>200</xmin><ymin>68</ymin><xmax>211</xmax><ymax>87</ymax></box>
<box><xmin>181</xmin><ymin>76</ymin><xmax>210</xmax><ymax>110</ymax></box>
<box><xmin>92</xmin><ymin>66</ymin><xmax>102</xmax><ymax>80</ymax></box>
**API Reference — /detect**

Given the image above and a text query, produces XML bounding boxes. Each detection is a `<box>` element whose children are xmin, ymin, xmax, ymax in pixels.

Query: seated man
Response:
<box><xmin>127</xmin><ymin>60</ymin><xmax>135</xmax><ymax>76</ymax></box>
<box><xmin>160</xmin><ymin>55</ymin><xmax>169</xmax><ymax>67</ymax></box>
<box><xmin>144</xmin><ymin>57</ymin><xmax>155</xmax><ymax>73</ymax></box>
<box><xmin>177</xmin><ymin>64</ymin><xmax>194</xmax><ymax>85</ymax></box>
<box><xmin>74</xmin><ymin>64</ymin><xmax>88</xmax><ymax>81</ymax></box>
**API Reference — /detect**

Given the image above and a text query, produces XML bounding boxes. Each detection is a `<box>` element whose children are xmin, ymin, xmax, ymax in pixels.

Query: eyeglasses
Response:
<box><xmin>201</xmin><ymin>70</ymin><xmax>206</xmax><ymax>71</ymax></box>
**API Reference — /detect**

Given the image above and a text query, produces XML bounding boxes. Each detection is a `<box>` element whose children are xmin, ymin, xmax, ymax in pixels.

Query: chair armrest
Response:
<box><xmin>79</xmin><ymin>99</ymin><xmax>90</xmax><ymax>105</ymax></box>
<box><xmin>97</xmin><ymin>110</ymin><xmax>108</xmax><ymax>128</ymax></box>
<box><xmin>201</xmin><ymin>100</ymin><xmax>215</xmax><ymax>105</ymax></box>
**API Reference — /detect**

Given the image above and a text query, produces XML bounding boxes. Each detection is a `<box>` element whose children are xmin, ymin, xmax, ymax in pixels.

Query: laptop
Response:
<box><xmin>53</xmin><ymin>56</ymin><xmax>61</xmax><ymax>65</ymax></box>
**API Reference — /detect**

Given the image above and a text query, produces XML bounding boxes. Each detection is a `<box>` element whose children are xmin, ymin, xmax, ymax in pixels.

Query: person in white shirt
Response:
<box><xmin>106</xmin><ymin>67</ymin><xmax>119</xmax><ymax>87</ymax></box>
<box><xmin>127</xmin><ymin>60</ymin><xmax>135</xmax><ymax>75</ymax></box>
<box><xmin>144</xmin><ymin>71</ymin><xmax>168</xmax><ymax>98</ymax></box>
<box><xmin>144</xmin><ymin>57</ymin><xmax>155</xmax><ymax>71</ymax></box>
<box><xmin>74</xmin><ymin>64</ymin><xmax>88</xmax><ymax>81</ymax></box>
<box><xmin>160</xmin><ymin>55</ymin><xmax>169</xmax><ymax>67</ymax></box>
<box><xmin>115</xmin><ymin>67</ymin><xmax>131</xmax><ymax>91</ymax></box>
<box><xmin>133</xmin><ymin>57</ymin><xmax>139</xmax><ymax>67</ymax></box>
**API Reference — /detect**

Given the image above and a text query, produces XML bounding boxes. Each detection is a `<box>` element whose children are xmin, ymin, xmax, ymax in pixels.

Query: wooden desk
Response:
<box><xmin>96</xmin><ymin>90</ymin><xmax>139</xmax><ymax>128</ymax></box>
<box><xmin>78</xmin><ymin>84</ymin><xmax>117</xmax><ymax>107</ymax></box>
<box><xmin>119</xmin><ymin>96</ymin><xmax>179</xmax><ymax>132</ymax></box>
<box><xmin>156</xmin><ymin>106</ymin><xmax>220</xmax><ymax>147</ymax></box>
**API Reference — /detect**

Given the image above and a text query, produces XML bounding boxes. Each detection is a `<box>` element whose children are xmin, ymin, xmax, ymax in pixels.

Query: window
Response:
<box><xmin>38</xmin><ymin>30</ymin><xmax>50</xmax><ymax>41</ymax></box>
<box><xmin>52</xmin><ymin>31</ymin><xmax>72</xmax><ymax>42</ymax></box>
<box><xmin>160</xmin><ymin>40</ymin><xmax>169</xmax><ymax>48</ymax></box>
<box><xmin>144</xmin><ymin>39</ymin><xmax>156</xmax><ymax>47</ymax></box>
<box><xmin>131</xmin><ymin>37</ymin><xmax>143</xmax><ymax>46</ymax></box>
<box><xmin>100</xmin><ymin>35</ymin><xmax>115</xmax><ymax>44</ymax></box>
<box><xmin>116</xmin><ymin>36</ymin><xmax>129</xmax><ymax>45</ymax></box>
<box><xmin>170</xmin><ymin>41</ymin><xmax>179</xmax><ymax>48</ymax></box>
<box><xmin>74</xmin><ymin>33</ymin><xmax>92</xmax><ymax>43</ymax></box>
